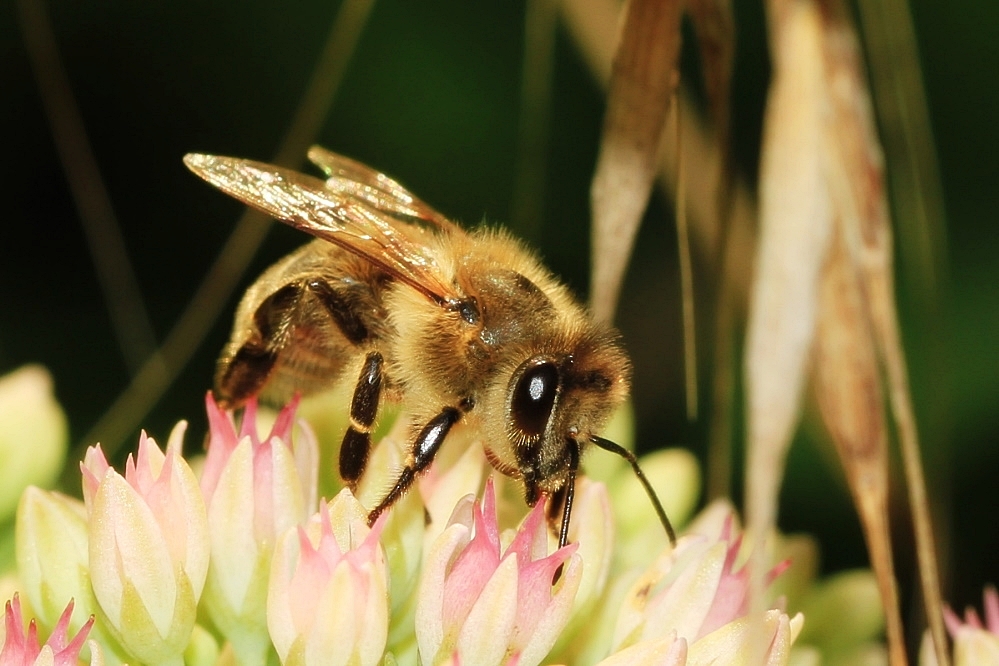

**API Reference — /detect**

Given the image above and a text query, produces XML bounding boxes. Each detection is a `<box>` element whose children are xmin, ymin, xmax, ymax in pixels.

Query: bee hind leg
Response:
<box><xmin>340</xmin><ymin>351</ymin><xmax>384</xmax><ymax>491</ymax></box>
<box><xmin>216</xmin><ymin>277</ymin><xmax>372</xmax><ymax>407</ymax></box>
<box><xmin>366</xmin><ymin>405</ymin><xmax>462</xmax><ymax>526</ymax></box>
<box><xmin>215</xmin><ymin>283</ymin><xmax>303</xmax><ymax>407</ymax></box>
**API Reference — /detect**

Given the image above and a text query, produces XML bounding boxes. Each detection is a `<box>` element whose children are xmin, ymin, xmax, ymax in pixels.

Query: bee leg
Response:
<box><xmin>216</xmin><ymin>284</ymin><xmax>302</xmax><ymax>407</ymax></box>
<box><xmin>556</xmin><ymin>438</ymin><xmax>581</xmax><ymax>549</ymax></box>
<box><xmin>339</xmin><ymin>351</ymin><xmax>384</xmax><ymax>491</ymax></box>
<box><xmin>216</xmin><ymin>278</ymin><xmax>370</xmax><ymax>407</ymax></box>
<box><xmin>304</xmin><ymin>279</ymin><xmax>370</xmax><ymax>344</ymax></box>
<box><xmin>546</xmin><ymin>483</ymin><xmax>568</xmax><ymax>531</ymax></box>
<box><xmin>366</xmin><ymin>406</ymin><xmax>462</xmax><ymax>526</ymax></box>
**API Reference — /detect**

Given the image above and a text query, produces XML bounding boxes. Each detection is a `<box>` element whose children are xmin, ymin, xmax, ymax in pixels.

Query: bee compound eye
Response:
<box><xmin>511</xmin><ymin>362</ymin><xmax>560</xmax><ymax>438</ymax></box>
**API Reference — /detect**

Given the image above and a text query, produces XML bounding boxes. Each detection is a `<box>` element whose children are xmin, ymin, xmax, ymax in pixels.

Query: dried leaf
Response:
<box><xmin>812</xmin><ymin>231</ymin><xmax>906</xmax><ymax>666</ymax></box>
<box><xmin>589</xmin><ymin>0</ymin><xmax>684</xmax><ymax>325</ymax></box>
<box><xmin>687</xmin><ymin>0</ymin><xmax>735</xmax><ymax>152</ymax></box>
<box><xmin>744</xmin><ymin>0</ymin><xmax>830</xmax><ymax>554</ymax></box>
<box><xmin>561</xmin><ymin>0</ymin><xmax>756</xmax><ymax>273</ymax></box>
<box><xmin>819</xmin><ymin>4</ymin><xmax>946</xmax><ymax>662</ymax></box>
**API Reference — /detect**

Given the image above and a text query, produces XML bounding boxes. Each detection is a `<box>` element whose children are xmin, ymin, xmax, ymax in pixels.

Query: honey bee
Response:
<box><xmin>184</xmin><ymin>147</ymin><xmax>675</xmax><ymax>548</ymax></box>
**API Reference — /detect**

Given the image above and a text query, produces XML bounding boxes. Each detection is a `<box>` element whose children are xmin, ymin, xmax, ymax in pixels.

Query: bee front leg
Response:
<box><xmin>366</xmin><ymin>406</ymin><xmax>462</xmax><ymax>526</ymax></box>
<box><xmin>339</xmin><ymin>351</ymin><xmax>383</xmax><ymax>491</ymax></box>
<box><xmin>556</xmin><ymin>438</ymin><xmax>580</xmax><ymax>549</ymax></box>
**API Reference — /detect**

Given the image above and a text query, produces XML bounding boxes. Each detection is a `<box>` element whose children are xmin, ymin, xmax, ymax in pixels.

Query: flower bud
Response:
<box><xmin>17</xmin><ymin>483</ymin><xmax>131</xmax><ymax>661</ymax></box>
<box><xmin>613</xmin><ymin>503</ymin><xmax>790</xmax><ymax>652</ymax></box>
<box><xmin>199</xmin><ymin>395</ymin><xmax>318</xmax><ymax>664</ymax></box>
<box><xmin>595</xmin><ymin>634</ymin><xmax>687</xmax><ymax>666</ymax></box>
<box><xmin>609</xmin><ymin>448</ymin><xmax>700</xmax><ymax>571</ymax></box>
<box><xmin>795</xmin><ymin>569</ymin><xmax>883</xmax><ymax>654</ymax></box>
<box><xmin>920</xmin><ymin>585</ymin><xmax>999</xmax><ymax>666</ymax></box>
<box><xmin>0</xmin><ymin>366</ymin><xmax>67</xmax><ymax>523</ymax></box>
<box><xmin>81</xmin><ymin>425</ymin><xmax>209</xmax><ymax>665</ymax></box>
<box><xmin>686</xmin><ymin>609</ymin><xmax>804</xmax><ymax>666</ymax></box>
<box><xmin>267</xmin><ymin>490</ymin><xmax>389</xmax><ymax>666</ymax></box>
<box><xmin>0</xmin><ymin>595</ymin><xmax>103</xmax><ymax>666</ymax></box>
<box><xmin>15</xmin><ymin>489</ymin><xmax>93</xmax><ymax>635</ymax></box>
<box><xmin>549</xmin><ymin>479</ymin><xmax>615</xmax><ymax>662</ymax></box>
<box><xmin>416</xmin><ymin>479</ymin><xmax>582</xmax><ymax>666</ymax></box>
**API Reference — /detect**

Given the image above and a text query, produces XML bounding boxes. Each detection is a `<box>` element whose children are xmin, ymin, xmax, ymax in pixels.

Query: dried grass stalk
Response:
<box><xmin>820</xmin><ymin>4</ymin><xmax>947</xmax><ymax>661</ymax></box>
<box><xmin>747</xmin><ymin>0</ymin><xmax>946</xmax><ymax>661</ymax></box>
<box><xmin>813</xmin><ymin>232</ymin><xmax>905</xmax><ymax>665</ymax></box>
<box><xmin>745</xmin><ymin>0</ymin><xmax>830</xmax><ymax>582</ymax></box>
<box><xmin>686</xmin><ymin>0</ymin><xmax>735</xmax><ymax>159</ymax></box>
<box><xmin>589</xmin><ymin>0</ymin><xmax>683</xmax><ymax>325</ymax></box>
<box><xmin>561</xmin><ymin>0</ymin><xmax>757</xmax><ymax>272</ymax></box>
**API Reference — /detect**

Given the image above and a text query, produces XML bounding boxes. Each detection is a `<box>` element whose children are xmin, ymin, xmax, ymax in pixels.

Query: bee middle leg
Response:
<box><xmin>339</xmin><ymin>350</ymin><xmax>383</xmax><ymax>491</ymax></box>
<box><xmin>366</xmin><ymin>405</ymin><xmax>463</xmax><ymax>526</ymax></box>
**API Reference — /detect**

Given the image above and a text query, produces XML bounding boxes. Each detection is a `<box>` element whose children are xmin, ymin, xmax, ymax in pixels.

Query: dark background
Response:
<box><xmin>1</xmin><ymin>0</ymin><xmax>996</xmax><ymax>642</ymax></box>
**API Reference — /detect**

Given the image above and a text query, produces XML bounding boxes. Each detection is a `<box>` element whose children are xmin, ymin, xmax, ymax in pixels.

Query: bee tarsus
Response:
<box><xmin>366</xmin><ymin>405</ymin><xmax>463</xmax><ymax>527</ymax></box>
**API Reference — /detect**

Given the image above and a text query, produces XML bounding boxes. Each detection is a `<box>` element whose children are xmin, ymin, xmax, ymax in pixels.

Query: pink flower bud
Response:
<box><xmin>923</xmin><ymin>585</ymin><xmax>999</xmax><ymax>666</ymax></box>
<box><xmin>417</xmin><ymin>479</ymin><xmax>583</xmax><ymax>666</ymax></box>
<box><xmin>0</xmin><ymin>595</ymin><xmax>99</xmax><ymax>666</ymax></box>
<box><xmin>199</xmin><ymin>395</ymin><xmax>319</xmax><ymax>663</ymax></box>
<box><xmin>81</xmin><ymin>425</ymin><xmax>209</xmax><ymax>665</ymax></box>
<box><xmin>267</xmin><ymin>490</ymin><xmax>389</xmax><ymax>666</ymax></box>
<box><xmin>613</xmin><ymin>503</ymin><xmax>790</xmax><ymax>651</ymax></box>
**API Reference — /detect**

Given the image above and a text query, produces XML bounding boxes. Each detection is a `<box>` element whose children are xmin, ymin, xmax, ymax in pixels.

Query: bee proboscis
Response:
<box><xmin>184</xmin><ymin>147</ymin><xmax>675</xmax><ymax>548</ymax></box>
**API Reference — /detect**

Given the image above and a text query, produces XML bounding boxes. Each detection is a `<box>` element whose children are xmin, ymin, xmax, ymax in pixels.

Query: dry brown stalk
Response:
<box><xmin>672</xmin><ymin>99</ymin><xmax>699</xmax><ymax>420</ymax></box>
<box><xmin>687</xmin><ymin>0</ymin><xmax>735</xmax><ymax>210</ymax></box>
<box><xmin>745</xmin><ymin>5</ymin><xmax>830</xmax><ymax>653</ymax></box>
<box><xmin>813</xmin><ymin>231</ymin><xmax>906</xmax><ymax>665</ymax></box>
<box><xmin>686</xmin><ymin>0</ymin><xmax>735</xmax><ymax>171</ymax></box>
<box><xmin>561</xmin><ymin>0</ymin><xmax>757</xmax><ymax>274</ymax></box>
<box><xmin>855</xmin><ymin>2</ymin><xmax>951</xmax><ymax>660</ymax></box>
<box><xmin>568</xmin><ymin>0</ymin><xmax>944</xmax><ymax>659</ymax></box>
<box><xmin>588</xmin><ymin>0</ymin><xmax>684</xmax><ymax>326</ymax></box>
<box><xmin>820</xmin><ymin>3</ymin><xmax>947</xmax><ymax>661</ymax></box>
<box><xmin>745</xmin><ymin>0</ymin><xmax>945</xmax><ymax>661</ymax></box>
<box><xmin>560</xmin><ymin>0</ymin><xmax>757</xmax><ymax>510</ymax></box>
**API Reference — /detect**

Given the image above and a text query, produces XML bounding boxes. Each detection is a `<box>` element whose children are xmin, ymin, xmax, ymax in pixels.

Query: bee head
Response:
<box><xmin>504</xmin><ymin>330</ymin><xmax>630</xmax><ymax>494</ymax></box>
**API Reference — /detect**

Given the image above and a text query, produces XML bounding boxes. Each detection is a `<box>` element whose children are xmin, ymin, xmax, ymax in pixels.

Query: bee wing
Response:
<box><xmin>307</xmin><ymin>146</ymin><xmax>461</xmax><ymax>234</ymax></box>
<box><xmin>184</xmin><ymin>153</ymin><xmax>460</xmax><ymax>305</ymax></box>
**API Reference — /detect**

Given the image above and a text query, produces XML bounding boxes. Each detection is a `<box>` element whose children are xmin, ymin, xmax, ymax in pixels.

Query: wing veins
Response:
<box><xmin>183</xmin><ymin>153</ymin><xmax>458</xmax><ymax>306</ymax></box>
<box><xmin>307</xmin><ymin>146</ymin><xmax>458</xmax><ymax>232</ymax></box>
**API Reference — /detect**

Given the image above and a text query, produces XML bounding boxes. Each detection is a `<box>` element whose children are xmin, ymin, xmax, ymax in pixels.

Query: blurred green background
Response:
<box><xmin>1</xmin><ymin>0</ymin><xmax>996</xmax><ymax>645</ymax></box>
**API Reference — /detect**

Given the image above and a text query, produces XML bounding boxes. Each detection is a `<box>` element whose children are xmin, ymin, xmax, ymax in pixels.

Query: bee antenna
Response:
<box><xmin>590</xmin><ymin>435</ymin><xmax>677</xmax><ymax>546</ymax></box>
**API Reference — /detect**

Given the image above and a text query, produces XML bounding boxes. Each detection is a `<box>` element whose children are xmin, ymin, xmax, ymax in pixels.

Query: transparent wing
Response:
<box><xmin>184</xmin><ymin>153</ymin><xmax>460</xmax><ymax>306</ymax></box>
<box><xmin>307</xmin><ymin>146</ymin><xmax>461</xmax><ymax>234</ymax></box>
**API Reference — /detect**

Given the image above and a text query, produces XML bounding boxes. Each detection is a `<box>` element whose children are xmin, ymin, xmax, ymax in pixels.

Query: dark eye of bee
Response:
<box><xmin>511</xmin><ymin>362</ymin><xmax>559</xmax><ymax>438</ymax></box>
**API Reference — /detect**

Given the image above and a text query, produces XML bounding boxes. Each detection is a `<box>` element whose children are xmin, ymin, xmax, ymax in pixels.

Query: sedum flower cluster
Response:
<box><xmin>0</xmin><ymin>366</ymin><xmax>889</xmax><ymax>665</ymax></box>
